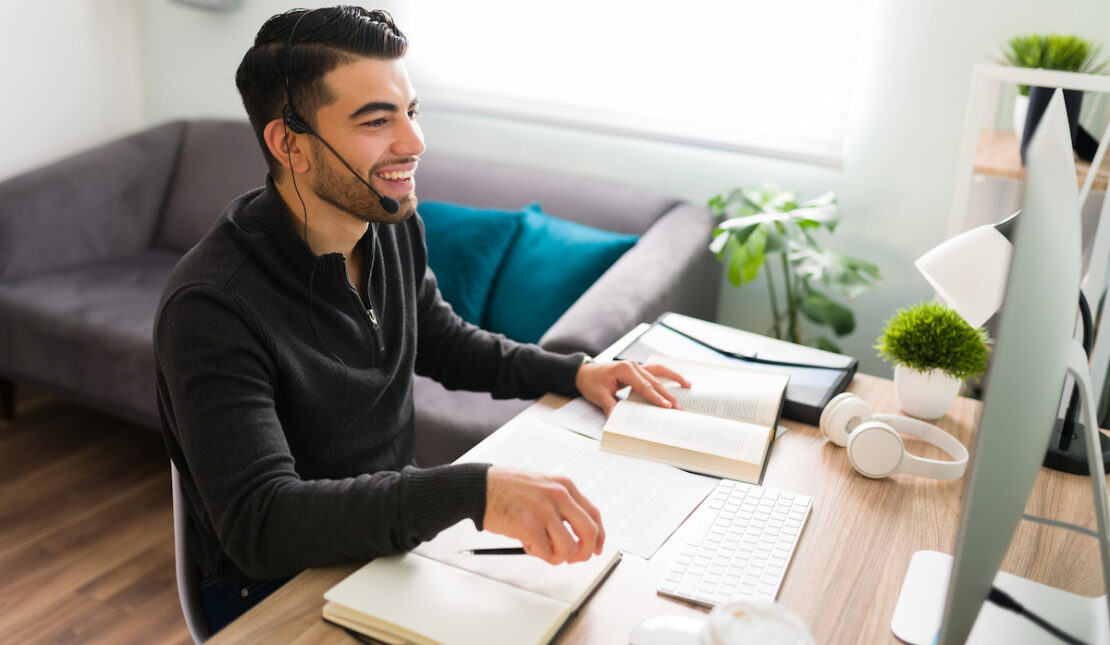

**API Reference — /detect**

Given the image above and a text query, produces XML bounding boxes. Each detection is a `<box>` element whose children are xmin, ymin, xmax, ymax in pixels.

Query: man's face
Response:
<box><xmin>307</xmin><ymin>57</ymin><xmax>425</xmax><ymax>224</ymax></box>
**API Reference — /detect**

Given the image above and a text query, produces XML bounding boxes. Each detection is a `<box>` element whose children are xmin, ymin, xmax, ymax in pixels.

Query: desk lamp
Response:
<box><xmin>915</xmin><ymin>211</ymin><xmax>1105</xmax><ymax>475</ymax></box>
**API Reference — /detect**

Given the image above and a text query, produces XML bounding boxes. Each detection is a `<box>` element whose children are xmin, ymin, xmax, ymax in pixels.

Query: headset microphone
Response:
<box><xmin>282</xmin><ymin>105</ymin><xmax>401</xmax><ymax>214</ymax></box>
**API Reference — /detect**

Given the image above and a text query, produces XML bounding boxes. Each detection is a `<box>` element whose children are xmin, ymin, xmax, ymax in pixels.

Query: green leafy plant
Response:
<box><xmin>874</xmin><ymin>301</ymin><xmax>990</xmax><ymax>380</ymax></box>
<box><xmin>998</xmin><ymin>33</ymin><xmax>1109</xmax><ymax>95</ymax></box>
<box><xmin>708</xmin><ymin>185</ymin><xmax>881</xmax><ymax>352</ymax></box>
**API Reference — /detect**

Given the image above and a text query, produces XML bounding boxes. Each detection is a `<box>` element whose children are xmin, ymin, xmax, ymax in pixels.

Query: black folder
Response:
<box><xmin>615</xmin><ymin>313</ymin><xmax>857</xmax><ymax>426</ymax></box>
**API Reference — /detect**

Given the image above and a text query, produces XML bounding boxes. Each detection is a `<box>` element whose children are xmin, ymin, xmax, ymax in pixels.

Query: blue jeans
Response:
<box><xmin>199</xmin><ymin>571</ymin><xmax>291</xmax><ymax>633</ymax></box>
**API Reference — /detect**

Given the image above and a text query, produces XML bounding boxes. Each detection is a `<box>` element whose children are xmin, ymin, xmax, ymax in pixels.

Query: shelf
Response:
<box><xmin>974</xmin><ymin>129</ymin><xmax>1110</xmax><ymax>192</ymax></box>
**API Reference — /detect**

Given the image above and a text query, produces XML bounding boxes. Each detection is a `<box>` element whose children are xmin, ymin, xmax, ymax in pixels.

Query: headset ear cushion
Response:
<box><xmin>820</xmin><ymin>393</ymin><xmax>873</xmax><ymax>447</ymax></box>
<box><xmin>846</xmin><ymin>421</ymin><xmax>905</xmax><ymax>478</ymax></box>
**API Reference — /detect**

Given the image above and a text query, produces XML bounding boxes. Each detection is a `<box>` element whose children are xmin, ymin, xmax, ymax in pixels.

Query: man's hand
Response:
<box><xmin>575</xmin><ymin>359</ymin><xmax>692</xmax><ymax>416</ymax></box>
<box><xmin>483</xmin><ymin>467</ymin><xmax>605</xmax><ymax>564</ymax></box>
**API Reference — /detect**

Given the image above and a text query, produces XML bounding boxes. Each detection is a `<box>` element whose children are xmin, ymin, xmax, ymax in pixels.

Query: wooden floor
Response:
<box><xmin>0</xmin><ymin>386</ymin><xmax>191</xmax><ymax>645</ymax></box>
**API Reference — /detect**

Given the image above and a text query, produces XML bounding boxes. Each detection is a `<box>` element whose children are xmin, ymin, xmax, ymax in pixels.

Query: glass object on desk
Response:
<box><xmin>702</xmin><ymin>601</ymin><xmax>815</xmax><ymax>645</ymax></box>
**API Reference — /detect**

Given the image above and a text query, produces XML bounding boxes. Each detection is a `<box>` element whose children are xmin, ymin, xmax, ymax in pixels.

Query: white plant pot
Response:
<box><xmin>893</xmin><ymin>365</ymin><xmax>961</xmax><ymax>420</ymax></box>
<box><xmin>1013</xmin><ymin>93</ymin><xmax>1029</xmax><ymax>138</ymax></box>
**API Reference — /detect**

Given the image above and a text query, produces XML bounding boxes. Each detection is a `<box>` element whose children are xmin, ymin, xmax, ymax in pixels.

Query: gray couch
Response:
<box><xmin>0</xmin><ymin>119</ymin><xmax>719</xmax><ymax>465</ymax></box>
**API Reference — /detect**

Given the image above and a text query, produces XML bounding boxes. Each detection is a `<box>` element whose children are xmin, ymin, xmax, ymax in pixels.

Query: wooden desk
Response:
<box><xmin>210</xmin><ymin>374</ymin><xmax>1106</xmax><ymax>644</ymax></box>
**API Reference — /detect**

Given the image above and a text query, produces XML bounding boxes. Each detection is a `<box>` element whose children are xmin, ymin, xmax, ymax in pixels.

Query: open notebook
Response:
<box><xmin>323</xmin><ymin>521</ymin><xmax>621</xmax><ymax>645</ymax></box>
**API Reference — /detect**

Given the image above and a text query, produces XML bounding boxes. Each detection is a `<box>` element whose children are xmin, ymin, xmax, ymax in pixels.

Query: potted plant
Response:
<box><xmin>875</xmin><ymin>301</ymin><xmax>990</xmax><ymax>419</ymax></box>
<box><xmin>997</xmin><ymin>33</ymin><xmax>1108</xmax><ymax>161</ymax></box>
<box><xmin>708</xmin><ymin>185</ymin><xmax>880</xmax><ymax>353</ymax></box>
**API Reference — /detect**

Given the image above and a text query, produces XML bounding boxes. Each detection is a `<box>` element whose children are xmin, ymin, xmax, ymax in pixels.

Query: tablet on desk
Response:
<box><xmin>615</xmin><ymin>313</ymin><xmax>857</xmax><ymax>426</ymax></box>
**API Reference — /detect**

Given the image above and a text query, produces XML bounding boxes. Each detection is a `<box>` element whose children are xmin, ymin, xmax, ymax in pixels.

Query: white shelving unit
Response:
<box><xmin>948</xmin><ymin>63</ymin><xmax>1110</xmax><ymax>419</ymax></box>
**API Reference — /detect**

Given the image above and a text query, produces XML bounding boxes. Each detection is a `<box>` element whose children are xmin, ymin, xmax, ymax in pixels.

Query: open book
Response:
<box><xmin>322</xmin><ymin>521</ymin><xmax>621</xmax><ymax>645</ymax></box>
<box><xmin>599</xmin><ymin>355</ymin><xmax>790</xmax><ymax>483</ymax></box>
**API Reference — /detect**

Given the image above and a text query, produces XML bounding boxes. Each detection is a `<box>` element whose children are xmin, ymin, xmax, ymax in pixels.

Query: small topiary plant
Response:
<box><xmin>998</xmin><ymin>33</ymin><xmax>1109</xmax><ymax>96</ymax></box>
<box><xmin>875</xmin><ymin>301</ymin><xmax>990</xmax><ymax>381</ymax></box>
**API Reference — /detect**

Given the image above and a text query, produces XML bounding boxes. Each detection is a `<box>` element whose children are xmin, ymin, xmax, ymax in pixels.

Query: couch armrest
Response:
<box><xmin>539</xmin><ymin>202</ymin><xmax>720</xmax><ymax>356</ymax></box>
<box><xmin>0</xmin><ymin>122</ymin><xmax>185</xmax><ymax>280</ymax></box>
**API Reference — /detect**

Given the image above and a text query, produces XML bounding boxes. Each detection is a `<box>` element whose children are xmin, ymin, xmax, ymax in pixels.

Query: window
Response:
<box><xmin>395</xmin><ymin>1</ymin><xmax>867</xmax><ymax>166</ymax></box>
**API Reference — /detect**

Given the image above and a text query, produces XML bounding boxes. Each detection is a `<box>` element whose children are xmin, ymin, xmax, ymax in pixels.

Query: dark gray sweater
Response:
<box><xmin>155</xmin><ymin>179</ymin><xmax>583</xmax><ymax>584</ymax></box>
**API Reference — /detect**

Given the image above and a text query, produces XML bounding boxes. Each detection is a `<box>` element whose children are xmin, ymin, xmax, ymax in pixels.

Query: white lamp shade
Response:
<box><xmin>914</xmin><ymin>225</ymin><xmax>1012</xmax><ymax>329</ymax></box>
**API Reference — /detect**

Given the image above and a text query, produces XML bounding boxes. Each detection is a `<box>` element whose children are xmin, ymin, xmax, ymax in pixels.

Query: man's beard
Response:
<box><xmin>310</xmin><ymin>142</ymin><xmax>417</xmax><ymax>224</ymax></box>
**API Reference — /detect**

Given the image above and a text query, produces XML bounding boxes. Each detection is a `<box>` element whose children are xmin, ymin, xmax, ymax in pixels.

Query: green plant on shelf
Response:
<box><xmin>998</xmin><ymin>33</ymin><xmax>1109</xmax><ymax>96</ymax></box>
<box><xmin>874</xmin><ymin>300</ymin><xmax>990</xmax><ymax>381</ymax></box>
<box><xmin>708</xmin><ymin>185</ymin><xmax>880</xmax><ymax>353</ymax></box>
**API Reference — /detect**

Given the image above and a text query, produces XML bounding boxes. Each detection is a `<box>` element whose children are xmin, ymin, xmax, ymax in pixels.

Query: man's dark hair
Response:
<box><xmin>235</xmin><ymin>6</ymin><xmax>407</xmax><ymax>176</ymax></box>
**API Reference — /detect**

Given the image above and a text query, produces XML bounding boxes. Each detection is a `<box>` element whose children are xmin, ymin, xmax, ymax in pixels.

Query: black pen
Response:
<box><xmin>462</xmin><ymin>547</ymin><xmax>528</xmax><ymax>555</ymax></box>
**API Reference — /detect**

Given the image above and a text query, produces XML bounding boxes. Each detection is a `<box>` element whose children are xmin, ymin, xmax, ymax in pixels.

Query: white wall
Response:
<box><xmin>12</xmin><ymin>1</ymin><xmax>1109</xmax><ymax>376</ymax></box>
<box><xmin>138</xmin><ymin>0</ymin><xmax>352</xmax><ymax>123</ymax></box>
<box><xmin>0</xmin><ymin>0</ymin><xmax>144</xmax><ymax>181</ymax></box>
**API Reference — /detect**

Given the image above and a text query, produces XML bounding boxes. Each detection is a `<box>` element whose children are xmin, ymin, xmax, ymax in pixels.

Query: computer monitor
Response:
<box><xmin>932</xmin><ymin>91</ymin><xmax>1110</xmax><ymax>643</ymax></box>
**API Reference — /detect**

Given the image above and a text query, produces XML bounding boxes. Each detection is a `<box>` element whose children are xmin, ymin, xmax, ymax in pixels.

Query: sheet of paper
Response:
<box><xmin>543</xmin><ymin>396</ymin><xmax>607</xmax><ymax>440</ymax></box>
<box><xmin>460</xmin><ymin>422</ymin><xmax>717</xmax><ymax>559</ymax></box>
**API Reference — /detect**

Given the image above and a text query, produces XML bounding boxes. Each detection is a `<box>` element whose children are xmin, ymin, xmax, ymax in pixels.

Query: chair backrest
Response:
<box><xmin>171</xmin><ymin>461</ymin><xmax>211</xmax><ymax>643</ymax></box>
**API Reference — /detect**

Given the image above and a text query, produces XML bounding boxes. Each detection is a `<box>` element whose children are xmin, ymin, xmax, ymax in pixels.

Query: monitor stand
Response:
<box><xmin>891</xmin><ymin>550</ymin><xmax>1108</xmax><ymax>644</ymax></box>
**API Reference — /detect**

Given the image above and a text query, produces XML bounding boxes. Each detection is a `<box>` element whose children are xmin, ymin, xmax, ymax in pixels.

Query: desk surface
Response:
<box><xmin>209</xmin><ymin>373</ymin><xmax>1106</xmax><ymax>644</ymax></box>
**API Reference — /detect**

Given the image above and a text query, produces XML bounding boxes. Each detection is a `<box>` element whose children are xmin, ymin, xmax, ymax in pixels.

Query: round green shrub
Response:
<box><xmin>998</xmin><ymin>33</ymin><xmax>1109</xmax><ymax>95</ymax></box>
<box><xmin>875</xmin><ymin>301</ymin><xmax>990</xmax><ymax>380</ymax></box>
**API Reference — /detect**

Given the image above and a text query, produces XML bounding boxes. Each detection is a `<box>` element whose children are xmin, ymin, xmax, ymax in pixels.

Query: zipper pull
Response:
<box><xmin>366</xmin><ymin>307</ymin><xmax>379</xmax><ymax>329</ymax></box>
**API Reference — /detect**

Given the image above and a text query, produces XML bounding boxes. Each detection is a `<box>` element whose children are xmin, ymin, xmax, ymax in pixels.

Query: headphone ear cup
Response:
<box><xmin>820</xmin><ymin>393</ymin><xmax>873</xmax><ymax>447</ymax></box>
<box><xmin>846</xmin><ymin>421</ymin><xmax>905</xmax><ymax>479</ymax></box>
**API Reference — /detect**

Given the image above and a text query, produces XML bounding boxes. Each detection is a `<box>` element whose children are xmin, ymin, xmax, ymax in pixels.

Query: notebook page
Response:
<box><xmin>413</xmin><ymin>520</ymin><xmax>619</xmax><ymax>606</ymax></box>
<box><xmin>324</xmin><ymin>553</ymin><xmax>567</xmax><ymax>645</ymax></box>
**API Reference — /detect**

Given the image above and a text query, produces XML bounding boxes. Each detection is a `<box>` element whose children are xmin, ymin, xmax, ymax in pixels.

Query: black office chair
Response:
<box><xmin>171</xmin><ymin>462</ymin><xmax>211</xmax><ymax>643</ymax></box>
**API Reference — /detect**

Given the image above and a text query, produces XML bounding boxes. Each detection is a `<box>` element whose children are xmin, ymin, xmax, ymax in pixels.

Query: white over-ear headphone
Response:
<box><xmin>819</xmin><ymin>393</ymin><xmax>969</xmax><ymax>480</ymax></box>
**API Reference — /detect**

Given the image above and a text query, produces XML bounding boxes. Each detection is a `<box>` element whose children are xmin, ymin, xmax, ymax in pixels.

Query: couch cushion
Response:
<box><xmin>155</xmin><ymin>120</ymin><xmax>268</xmax><ymax>253</ymax></box>
<box><xmin>418</xmin><ymin>201</ymin><xmax>523</xmax><ymax>325</ymax></box>
<box><xmin>0</xmin><ymin>122</ymin><xmax>185</xmax><ymax>281</ymax></box>
<box><xmin>414</xmin><ymin>152</ymin><xmax>680</xmax><ymax>235</ymax></box>
<box><xmin>483</xmin><ymin>203</ymin><xmax>638</xmax><ymax>344</ymax></box>
<box><xmin>0</xmin><ymin>250</ymin><xmax>180</xmax><ymax>427</ymax></box>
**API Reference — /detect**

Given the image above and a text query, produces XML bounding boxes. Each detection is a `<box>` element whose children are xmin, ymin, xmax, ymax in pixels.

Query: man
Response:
<box><xmin>155</xmin><ymin>5</ymin><xmax>687</xmax><ymax>631</ymax></box>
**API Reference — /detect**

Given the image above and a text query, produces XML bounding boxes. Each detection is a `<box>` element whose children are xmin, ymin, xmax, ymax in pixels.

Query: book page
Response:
<box><xmin>460</xmin><ymin>422</ymin><xmax>717</xmax><ymax>559</ymax></box>
<box><xmin>324</xmin><ymin>552</ymin><xmax>569</xmax><ymax>645</ymax></box>
<box><xmin>606</xmin><ymin>400</ymin><xmax>771</xmax><ymax>464</ymax></box>
<box><xmin>412</xmin><ymin>520</ymin><xmax>619</xmax><ymax>606</ymax></box>
<box><xmin>637</xmin><ymin>354</ymin><xmax>788</xmax><ymax>427</ymax></box>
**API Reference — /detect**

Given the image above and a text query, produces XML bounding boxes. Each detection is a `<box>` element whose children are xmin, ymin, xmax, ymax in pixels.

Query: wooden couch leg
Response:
<box><xmin>0</xmin><ymin>378</ymin><xmax>14</xmax><ymax>424</ymax></box>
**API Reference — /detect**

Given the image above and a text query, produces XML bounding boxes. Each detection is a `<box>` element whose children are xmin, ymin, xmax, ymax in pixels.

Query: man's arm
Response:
<box><xmin>156</xmin><ymin>285</ymin><xmax>489</xmax><ymax>580</ymax></box>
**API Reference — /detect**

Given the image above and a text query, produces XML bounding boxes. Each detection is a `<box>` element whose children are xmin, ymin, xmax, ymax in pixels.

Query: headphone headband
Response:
<box><xmin>874</xmin><ymin>414</ymin><xmax>969</xmax><ymax>479</ymax></box>
<box><xmin>283</xmin><ymin>11</ymin><xmax>313</xmax><ymax>134</ymax></box>
<box><xmin>821</xmin><ymin>393</ymin><xmax>968</xmax><ymax>481</ymax></box>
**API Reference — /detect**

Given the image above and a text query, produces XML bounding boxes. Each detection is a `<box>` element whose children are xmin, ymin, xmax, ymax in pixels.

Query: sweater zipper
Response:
<box><xmin>344</xmin><ymin>280</ymin><xmax>385</xmax><ymax>362</ymax></box>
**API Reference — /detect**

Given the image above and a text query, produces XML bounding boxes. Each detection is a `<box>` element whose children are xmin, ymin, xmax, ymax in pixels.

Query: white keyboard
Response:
<box><xmin>658</xmin><ymin>479</ymin><xmax>812</xmax><ymax>607</ymax></box>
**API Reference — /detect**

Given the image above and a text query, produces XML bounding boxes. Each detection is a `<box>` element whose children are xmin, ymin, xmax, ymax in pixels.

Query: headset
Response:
<box><xmin>282</xmin><ymin>12</ymin><xmax>400</xmax><ymax>215</ymax></box>
<box><xmin>818</xmin><ymin>392</ymin><xmax>969</xmax><ymax>480</ymax></box>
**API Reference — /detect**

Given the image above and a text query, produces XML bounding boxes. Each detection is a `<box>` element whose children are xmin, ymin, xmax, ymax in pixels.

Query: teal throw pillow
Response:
<box><xmin>484</xmin><ymin>203</ymin><xmax>639</xmax><ymax>344</ymax></box>
<box><xmin>419</xmin><ymin>201</ymin><xmax>524</xmax><ymax>325</ymax></box>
